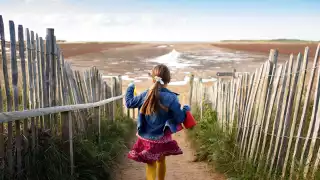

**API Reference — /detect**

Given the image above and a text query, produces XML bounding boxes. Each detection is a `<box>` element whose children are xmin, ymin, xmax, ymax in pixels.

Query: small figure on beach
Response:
<box><xmin>125</xmin><ymin>64</ymin><xmax>192</xmax><ymax>180</ymax></box>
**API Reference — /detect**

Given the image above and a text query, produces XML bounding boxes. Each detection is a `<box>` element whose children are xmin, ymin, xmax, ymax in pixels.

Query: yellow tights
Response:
<box><xmin>146</xmin><ymin>156</ymin><xmax>166</xmax><ymax>180</ymax></box>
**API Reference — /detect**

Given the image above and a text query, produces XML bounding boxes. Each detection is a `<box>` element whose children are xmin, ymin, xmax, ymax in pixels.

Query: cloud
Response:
<box><xmin>22</xmin><ymin>0</ymin><xmax>62</xmax><ymax>3</ymax></box>
<box><xmin>0</xmin><ymin>0</ymin><xmax>319</xmax><ymax>42</ymax></box>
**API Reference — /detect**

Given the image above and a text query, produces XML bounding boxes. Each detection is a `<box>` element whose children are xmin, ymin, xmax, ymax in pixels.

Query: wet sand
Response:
<box><xmin>62</xmin><ymin>43</ymin><xmax>276</xmax><ymax>91</ymax></box>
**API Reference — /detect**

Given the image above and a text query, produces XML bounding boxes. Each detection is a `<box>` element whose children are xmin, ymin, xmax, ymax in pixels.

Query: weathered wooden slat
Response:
<box><xmin>117</xmin><ymin>75</ymin><xmax>123</xmax><ymax>116</ymax></box>
<box><xmin>36</xmin><ymin>34</ymin><xmax>42</xmax><ymax>109</ymax></box>
<box><xmin>188</xmin><ymin>74</ymin><xmax>194</xmax><ymax>106</ymax></box>
<box><xmin>64</xmin><ymin>64</ymin><xmax>83</xmax><ymax>132</ymax></box>
<box><xmin>111</xmin><ymin>77</ymin><xmax>117</xmax><ymax>121</ymax></box>
<box><xmin>257</xmin><ymin>65</ymin><xmax>283</xmax><ymax>170</ymax></box>
<box><xmin>231</xmin><ymin>78</ymin><xmax>240</xmax><ymax>132</ymax></box>
<box><xmin>104</xmin><ymin>82</ymin><xmax>108</xmax><ymax>117</ymax></box>
<box><xmin>240</xmin><ymin>73</ymin><xmax>251</xmax><ymax>137</ymax></box>
<box><xmin>248</xmin><ymin>61</ymin><xmax>271</xmax><ymax>160</ymax></box>
<box><xmin>39</xmin><ymin>37</ymin><xmax>47</xmax><ymax>129</ymax></box>
<box><xmin>1</xmin><ymin>16</ymin><xmax>14</xmax><ymax>174</ymax></box>
<box><xmin>276</xmin><ymin>53</ymin><xmax>302</xmax><ymax>172</ymax></box>
<box><xmin>264</xmin><ymin>61</ymin><xmax>289</xmax><ymax>173</ymax></box>
<box><xmin>60</xmin><ymin>61</ymin><xmax>69</xmax><ymax>107</ymax></box>
<box><xmin>61</xmin><ymin>111</ymin><xmax>74</xmax><ymax>175</ymax></box>
<box><xmin>289</xmin><ymin>45</ymin><xmax>319</xmax><ymax>179</ymax></box>
<box><xmin>0</xmin><ymin>16</ymin><xmax>4</xmax><ymax>174</ymax></box>
<box><xmin>36</xmin><ymin>34</ymin><xmax>44</xmax><ymax>129</ymax></box>
<box><xmin>48</xmin><ymin>30</ymin><xmax>58</xmax><ymax>133</ymax></box>
<box><xmin>245</xmin><ymin>62</ymin><xmax>268</xmax><ymax>159</ymax></box>
<box><xmin>31</xmin><ymin>32</ymin><xmax>39</xmax><ymax>133</ymax></box>
<box><xmin>18</xmin><ymin>25</ymin><xmax>29</xmax><ymax>152</ymax></box>
<box><xmin>77</xmin><ymin>71</ymin><xmax>88</xmax><ymax>130</ymax></box>
<box><xmin>280</xmin><ymin>50</ymin><xmax>308</xmax><ymax>179</ymax></box>
<box><xmin>27</xmin><ymin>30</ymin><xmax>36</xmax><ymax>150</ymax></box>
<box><xmin>253</xmin><ymin>49</ymin><xmax>278</xmax><ymax>164</ymax></box>
<box><xmin>310</xmin><ymin>45</ymin><xmax>320</xmax><ymax>178</ymax></box>
<box><xmin>97</xmin><ymin>74</ymin><xmax>102</xmax><ymax>135</ymax></box>
<box><xmin>240</xmin><ymin>67</ymin><xmax>262</xmax><ymax>158</ymax></box>
<box><xmin>93</xmin><ymin>68</ymin><xmax>99</xmax><ymax>127</ymax></box>
<box><xmin>229</xmin><ymin>79</ymin><xmax>234</xmax><ymax>133</ymax></box>
<box><xmin>302</xmin><ymin>46</ymin><xmax>320</xmax><ymax>178</ymax></box>
<box><xmin>45</xmin><ymin>34</ymin><xmax>51</xmax><ymax>129</ymax></box>
<box><xmin>312</xmin><ymin>144</ymin><xmax>320</xmax><ymax>178</ymax></box>
<box><xmin>199</xmin><ymin>78</ymin><xmax>203</xmax><ymax>120</ymax></box>
<box><xmin>236</xmin><ymin>76</ymin><xmax>244</xmax><ymax>140</ymax></box>
<box><xmin>219</xmin><ymin>82</ymin><xmax>224</xmax><ymax>122</ymax></box>
<box><xmin>30</xmin><ymin>31</ymin><xmax>38</xmax><ymax>147</ymax></box>
<box><xmin>303</xmin><ymin>89</ymin><xmax>320</xmax><ymax>178</ymax></box>
<box><xmin>56</xmin><ymin>47</ymin><xmax>62</xmax><ymax>105</ymax></box>
<box><xmin>48</xmin><ymin>29</ymin><xmax>57</xmax><ymax>107</ymax></box>
<box><xmin>268</xmin><ymin>55</ymin><xmax>293</xmax><ymax>177</ymax></box>
<box><xmin>10</xmin><ymin>20</ymin><xmax>22</xmax><ymax>175</ymax></box>
<box><xmin>239</xmin><ymin>73</ymin><xmax>254</xmax><ymax>156</ymax></box>
<box><xmin>0</xmin><ymin>83</ymin><xmax>3</xmax><ymax>172</ymax></box>
<box><xmin>80</xmin><ymin>72</ymin><xmax>89</xmax><ymax>104</ymax></box>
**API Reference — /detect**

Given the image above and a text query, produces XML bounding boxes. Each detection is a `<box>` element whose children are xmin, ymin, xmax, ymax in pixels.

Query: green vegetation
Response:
<box><xmin>1</xmin><ymin>115</ymin><xmax>135</xmax><ymax>180</ymax></box>
<box><xmin>188</xmin><ymin>105</ymin><xmax>275</xmax><ymax>180</ymax></box>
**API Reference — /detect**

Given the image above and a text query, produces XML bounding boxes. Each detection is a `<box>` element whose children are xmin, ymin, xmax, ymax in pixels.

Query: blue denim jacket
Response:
<box><xmin>125</xmin><ymin>86</ymin><xmax>186</xmax><ymax>140</ymax></box>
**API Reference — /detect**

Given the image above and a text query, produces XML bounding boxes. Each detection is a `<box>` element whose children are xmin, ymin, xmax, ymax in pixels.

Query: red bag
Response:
<box><xmin>176</xmin><ymin>111</ymin><xmax>196</xmax><ymax>132</ymax></box>
<box><xmin>183</xmin><ymin>111</ymin><xmax>197</xmax><ymax>129</ymax></box>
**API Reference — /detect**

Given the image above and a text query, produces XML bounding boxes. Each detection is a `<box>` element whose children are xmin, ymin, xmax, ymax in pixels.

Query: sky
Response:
<box><xmin>0</xmin><ymin>0</ymin><xmax>320</xmax><ymax>42</ymax></box>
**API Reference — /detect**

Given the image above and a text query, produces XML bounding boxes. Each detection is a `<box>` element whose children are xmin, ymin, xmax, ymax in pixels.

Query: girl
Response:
<box><xmin>125</xmin><ymin>64</ymin><xmax>190</xmax><ymax>180</ymax></box>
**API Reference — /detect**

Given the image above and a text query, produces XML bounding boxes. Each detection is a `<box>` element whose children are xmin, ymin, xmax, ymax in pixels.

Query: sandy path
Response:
<box><xmin>114</xmin><ymin>131</ymin><xmax>226</xmax><ymax>180</ymax></box>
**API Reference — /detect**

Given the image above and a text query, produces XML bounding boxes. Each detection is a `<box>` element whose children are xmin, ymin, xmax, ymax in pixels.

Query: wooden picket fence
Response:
<box><xmin>191</xmin><ymin>44</ymin><xmax>320</xmax><ymax>179</ymax></box>
<box><xmin>0</xmin><ymin>15</ymin><xmax>127</xmax><ymax>178</ymax></box>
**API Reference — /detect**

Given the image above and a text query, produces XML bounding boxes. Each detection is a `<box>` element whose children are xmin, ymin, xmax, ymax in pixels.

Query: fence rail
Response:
<box><xmin>191</xmin><ymin>43</ymin><xmax>320</xmax><ymax>179</ymax></box>
<box><xmin>0</xmin><ymin>15</ymin><xmax>127</xmax><ymax>178</ymax></box>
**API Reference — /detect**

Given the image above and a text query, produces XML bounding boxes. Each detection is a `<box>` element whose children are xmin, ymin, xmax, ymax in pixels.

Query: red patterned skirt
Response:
<box><xmin>128</xmin><ymin>131</ymin><xmax>183</xmax><ymax>163</ymax></box>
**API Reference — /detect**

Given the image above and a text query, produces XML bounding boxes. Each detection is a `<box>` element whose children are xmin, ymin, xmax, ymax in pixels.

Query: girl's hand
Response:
<box><xmin>128</xmin><ymin>81</ymin><xmax>135</xmax><ymax>88</ymax></box>
<box><xmin>183</xmin><ymin>105</ymin><xmax>191</xmax><ymax>112</ymax></box>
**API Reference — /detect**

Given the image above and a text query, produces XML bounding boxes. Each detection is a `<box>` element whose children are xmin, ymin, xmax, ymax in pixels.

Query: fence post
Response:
<box><xmin>188</xmin><ymin>74</ymin><xmax>194</xmax><ymax>106</ymax></box>
<box><xmin>118</xmin><ymin>75</ymin><xmax>123</xmax><ymax>116</ymax></box>
<box><xmin>103</xmin><ymin>82</ymin><xmax>107</xmax><ymax>117</ymax></box>
<box><xmin>62</xmin><ymin>111</ymin><xmax>74</xmax><ymax>175</ymax></box>
<box><xmin>47</xmin><ymin>28</ymin><xmax>58</xmax><ymax>134</ymax></box>
<box><xmin>199</xmin><ymin>78</ymin><xmax>203</xmax><ymax>120</ymax></box>
<box><xmin>112</xmin><ymin>77</ymin><xmax>117</xmax><ymax>121</ymax></box>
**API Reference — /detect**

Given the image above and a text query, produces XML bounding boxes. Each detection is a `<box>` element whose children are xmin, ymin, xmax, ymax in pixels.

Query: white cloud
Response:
<box><xmin>0</xmin><ymin>1</ymin><xmax>319</xmax><ymax>42</ymax></box>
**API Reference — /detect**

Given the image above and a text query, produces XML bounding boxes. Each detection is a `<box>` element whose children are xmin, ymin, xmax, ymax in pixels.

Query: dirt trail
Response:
<box><xmin>114</xmin><ymin>131</ymin><xmax>226</xmax><ymax>180</ymax></box>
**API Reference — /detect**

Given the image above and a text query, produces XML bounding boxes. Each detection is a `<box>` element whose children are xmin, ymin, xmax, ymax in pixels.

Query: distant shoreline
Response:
<box><xmin>55</xmin><ymin>39</ymin><xmax>319</xmax><ymax>44</ymax></box>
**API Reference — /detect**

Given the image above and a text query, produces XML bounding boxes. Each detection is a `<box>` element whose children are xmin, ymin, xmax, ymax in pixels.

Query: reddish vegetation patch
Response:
<box><xmin>59</xmin><ymin>43</ymin><xmax>137</xmax><ymax>58</ymax></box>
<box><xmin>212</xmin><ymin>43</ymin><xmax>319</xmax><ymax>57</ymax></box>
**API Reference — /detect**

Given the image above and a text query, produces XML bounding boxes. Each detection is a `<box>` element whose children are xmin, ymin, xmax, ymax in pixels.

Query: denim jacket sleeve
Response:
<box><xmin>125</xmin><ymin>86</ymin><xmax>145</xmax><ymax>108</ymax></box>
<box><xmin>169</xmin><ymin>95</ymin><xmax>186</xmax><ymax>124</ymax></box>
